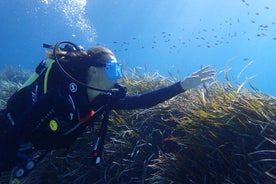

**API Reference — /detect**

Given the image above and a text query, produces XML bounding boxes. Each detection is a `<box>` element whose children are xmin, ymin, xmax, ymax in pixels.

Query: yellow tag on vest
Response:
<box><xmin>49</xmin><ymin>119</ymin><xmax>58</xmax><ymax>131</ymax></box>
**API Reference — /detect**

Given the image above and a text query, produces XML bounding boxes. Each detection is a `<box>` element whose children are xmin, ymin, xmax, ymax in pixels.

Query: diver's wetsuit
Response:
<box><xmin>0</xmin><ymin>62</ymin><xmax>185</xmax><ymax>172</ymax></box>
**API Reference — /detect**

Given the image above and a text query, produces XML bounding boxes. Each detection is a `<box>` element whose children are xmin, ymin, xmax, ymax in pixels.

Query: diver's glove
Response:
<box><xmin>180</xmin><ymin>66</ymin><xmax>215</xmax><ymax>90</ymax></box>
<box><xmin>110</xmin><ymin>83</ymin><xmax>127</xmax><ymax>99</ymax></box>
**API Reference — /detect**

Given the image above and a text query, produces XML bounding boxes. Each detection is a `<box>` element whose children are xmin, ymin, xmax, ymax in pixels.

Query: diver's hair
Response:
<box><xmin>47</xmin><ymin>46</ymin><xmax>114</xmax><ymax>65</ymax></box>
<box><xmin>46</xmin><ymin>46</ymin><xmax>115</xmax><ymax>83</ymax></box>
<box><xmin>86</xmin><ymin>46</ymin><xmax>115</xmax><ymax>64</ymax></box>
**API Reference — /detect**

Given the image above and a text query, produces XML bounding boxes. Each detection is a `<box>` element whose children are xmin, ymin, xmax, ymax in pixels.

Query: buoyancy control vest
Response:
<box><xmin>18</xmin><ymin>58</ymin><xmax>95</xmax><ymax>137</ymax></box>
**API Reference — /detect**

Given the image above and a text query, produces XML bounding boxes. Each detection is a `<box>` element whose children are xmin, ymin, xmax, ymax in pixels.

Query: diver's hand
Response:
<box><xmin>181</xmin><ymin>66</ymin><xmax>215</xmax><ymax>90</ymax></box>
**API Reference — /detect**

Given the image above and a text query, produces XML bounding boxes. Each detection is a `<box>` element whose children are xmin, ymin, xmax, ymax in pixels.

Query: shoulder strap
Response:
<box><xmin>19</xmin><ymin>58</ymin><xmax>54</xmax><ymax>91</ymax></box>
<box><xmin>43</xmin><ymin>59</ymin><xmax>55</xmax><ymax>94</ymax></box>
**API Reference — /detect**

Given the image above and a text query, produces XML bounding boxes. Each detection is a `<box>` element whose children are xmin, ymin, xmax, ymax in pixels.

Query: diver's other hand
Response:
<box><xmin>180</xmin><ymin>66</ymin><xmax>215</xmax><ymax>90</ymax></box>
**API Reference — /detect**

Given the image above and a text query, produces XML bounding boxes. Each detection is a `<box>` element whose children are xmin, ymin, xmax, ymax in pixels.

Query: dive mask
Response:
<box><xmin>105</xmin><ymin>59</ymin><xmax>123</xmax><ymax>81</ymax></box>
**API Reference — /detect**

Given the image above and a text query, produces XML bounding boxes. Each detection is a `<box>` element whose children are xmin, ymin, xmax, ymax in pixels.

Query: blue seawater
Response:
<box><xmin>0</xmin><ymin>0</ymin><xmax>275</xmax><ymax>96</ymax></box>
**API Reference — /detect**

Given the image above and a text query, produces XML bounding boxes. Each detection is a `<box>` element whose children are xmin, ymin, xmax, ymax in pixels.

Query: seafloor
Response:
<box><xmin>0</xmin><ymin>66</ymin><xmax>275</xmax><ymax>184</ymax></box>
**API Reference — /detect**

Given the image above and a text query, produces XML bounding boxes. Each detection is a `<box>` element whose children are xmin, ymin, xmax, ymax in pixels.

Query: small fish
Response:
<box><xmin>164</xmin><ymin>136</ymin><xmax>179</xmax><ymax>142</ymax></box>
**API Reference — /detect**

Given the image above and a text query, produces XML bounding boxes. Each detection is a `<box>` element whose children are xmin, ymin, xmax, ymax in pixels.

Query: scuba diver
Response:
<box><xmin>0</xmin><ymin>40</ymin><xmax>215</xmax><ymax>179</ymax></box>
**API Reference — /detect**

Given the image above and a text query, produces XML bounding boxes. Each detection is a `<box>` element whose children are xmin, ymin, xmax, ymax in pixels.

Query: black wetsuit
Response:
<box><xmin>0</xmin><ymin>62</ymin><xmax>185</xmax><ymax>172</ymax></box>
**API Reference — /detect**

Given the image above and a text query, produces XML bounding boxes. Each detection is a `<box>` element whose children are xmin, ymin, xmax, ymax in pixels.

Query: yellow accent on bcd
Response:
<box><xmin>49</xmin><ymin>119</ymin><xmax>58</xmax><ymax>131</ymax></box>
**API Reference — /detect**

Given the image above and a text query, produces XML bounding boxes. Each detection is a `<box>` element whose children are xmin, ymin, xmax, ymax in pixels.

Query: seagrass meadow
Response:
<box><xmin>0</xmin><ymin>67</ymin><xmax>276</xmax><ymax>184</ymax></box>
